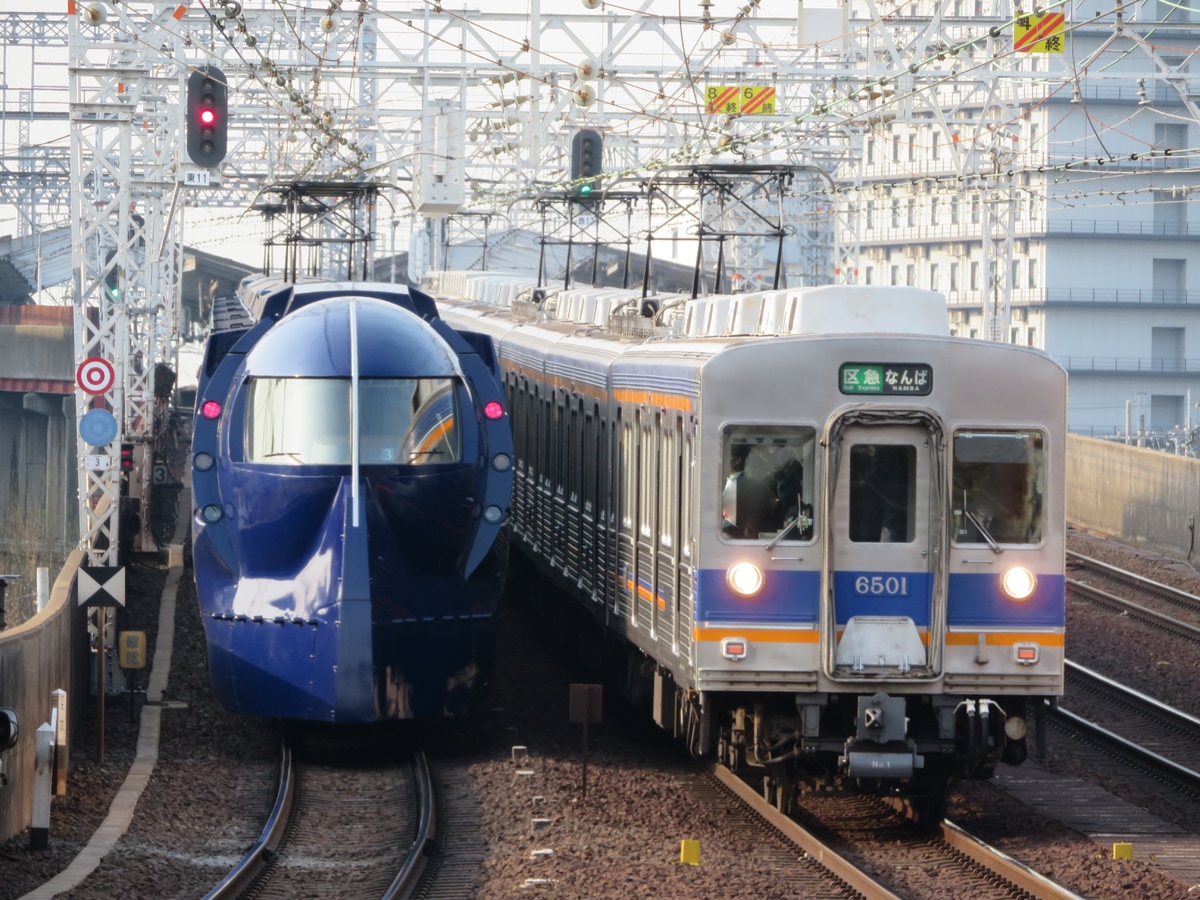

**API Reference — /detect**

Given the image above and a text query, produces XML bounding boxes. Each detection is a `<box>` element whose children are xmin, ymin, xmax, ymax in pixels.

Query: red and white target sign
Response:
<box><xmin>77</xmin><ymin>357</ymin><xmax>116</xmax><ymax>395</ymax></box>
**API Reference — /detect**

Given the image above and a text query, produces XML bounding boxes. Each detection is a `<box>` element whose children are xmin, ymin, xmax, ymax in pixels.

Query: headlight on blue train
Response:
<box><xmin>727</xmin><ymin>561</ymin><xmax>764</xmax><ymax>596</ymax></box>
<box><xmin>1001</xmin><ymin>566</ymin><xmax>1037</xmax><ymax>600</ymax></box>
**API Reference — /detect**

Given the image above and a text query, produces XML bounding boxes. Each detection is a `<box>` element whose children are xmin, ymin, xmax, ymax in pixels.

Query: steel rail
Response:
<box><xmin>710</xmin><ymin>762</ymin><xmax>903</xmax><ymax>900</ymax></box>
<box><xmin>940</xmin><ymin>819</ymin><xmax>1088</xmax><ymax>900</ymax></box>
<box><xmin>203</xmin><ymin>739</ymin><xmax>295</xmax><ymax>900</ymax></box>
<box><xmin>384</xmin><ymin>750</ymin><xmax>436</xmax><ymax>900</ymax></box>
<box><xmin>1067</xmin><ymin>579</ymin><xmax>1200</xmax><ymax>640</ymax></box>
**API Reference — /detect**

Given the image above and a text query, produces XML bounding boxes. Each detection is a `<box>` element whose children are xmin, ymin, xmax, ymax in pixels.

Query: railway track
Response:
<box><xmin>1051</xmin><ymin>661</ymin><xmax>1200</xmax><ymax>800</ymax></box>
<box><xmin>707</xmin><ymin>765</ymin><xmax>1084</xmax><ymax>899</ymax></box>
<box><xmin>205</xmin><ymin>741</ymin><xmax>434</xmax><ymax>900</ymax></box>
<box><xmin>1066</xmin><ymin>550</ymin><xmax>1200</xmax><ymax>639</ymax></box>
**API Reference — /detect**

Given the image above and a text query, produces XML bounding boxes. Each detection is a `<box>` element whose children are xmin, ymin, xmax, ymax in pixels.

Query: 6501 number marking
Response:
<box><xmin>854</xmin><ymin>575</ymin><xmax>909</xmax><ymax>596</ymax></box>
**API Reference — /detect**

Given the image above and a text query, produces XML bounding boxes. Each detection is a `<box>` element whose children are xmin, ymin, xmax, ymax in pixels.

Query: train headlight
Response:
<box><xmin>1004</xmin><ymin>715</ymin><xmax>1028</xmax><ymax>740</ymax></box>
<box><xmin>201</xmin><ymin>504</ymin><xmax>223</xmax><ymax>524</ymax></box>
<box><xmin>193</xmin><ymin>452</ymin><xmax>214</xmax><ymax>472</ymax></box>
<box><xmin>492</xmin><ymin>453</ymin><xmax>512</xmax><ymax>472</ymax></box>
<box><xmin>1000</xmin><ymin>566</ymin><xmax>1037</xmax><ymax>600</ymax></box>
<box><xmin>727</xmin><ymin>561</ymin><xmax>764</xmax><ymax>597</ymax></box>
<box><xmin>482</xmin><ymin>504</ymin><xmax>505</xmax><ymax>524</ymax></box>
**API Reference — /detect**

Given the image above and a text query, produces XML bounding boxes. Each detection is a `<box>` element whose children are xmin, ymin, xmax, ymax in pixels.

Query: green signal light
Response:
<box><xmin>108</xmin><ymin>286</ymin><xmax>120</xmax><ymax>299</ymax></box>
<box><xmin>580</xmin><ymin>183</ymin><xmax>593</xmax><ymax>194</ymax></box>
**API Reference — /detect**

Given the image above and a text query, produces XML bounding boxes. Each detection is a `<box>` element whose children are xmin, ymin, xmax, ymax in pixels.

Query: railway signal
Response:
<box><xmin>103</xmin><ymin>249</ymin><xmax>120</xmax><ymax>301</ymax></box>
<box><xmin>571</xmin><ymin>129</ymin><xmax>603</xmax><ymax>203</ymax></box>
<box><xmin>186</xmin><ymin>65</ymin><xmax>228</xmax><ymax>167</ymax></box>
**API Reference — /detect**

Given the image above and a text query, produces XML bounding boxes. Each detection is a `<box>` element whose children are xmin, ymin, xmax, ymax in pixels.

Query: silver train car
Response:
<box><xmin>428</xmin><ymin>274</ymin><xmax>1066</xmax><ymax>818</ymax></box>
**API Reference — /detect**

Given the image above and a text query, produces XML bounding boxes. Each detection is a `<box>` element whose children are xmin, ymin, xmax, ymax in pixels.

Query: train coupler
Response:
<box><xmin>839</xmin><ymin>692</ymin><xmax>924</xmax><ymax>779</ymax></box>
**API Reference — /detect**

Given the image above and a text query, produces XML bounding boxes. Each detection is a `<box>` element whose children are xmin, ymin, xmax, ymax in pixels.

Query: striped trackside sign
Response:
<box><xmin>739</xmin><ymin>85</ymin><xmax>777</xmax><ymax>116</ymax></box>
<box><xmin>1014</xmin><ymin>11</ymin><xmax>1066</xmax><ymax>53</ymax></box>
<box><xmin>706</xmin><ymin>85</ymin><xmax>740</xmax><ymax>114</ymax></box>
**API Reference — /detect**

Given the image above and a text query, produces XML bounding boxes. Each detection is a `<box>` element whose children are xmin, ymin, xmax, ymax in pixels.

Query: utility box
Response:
<box><xmin>119</xmin><ymin>631</ymin><xmax>146</xmax><ymax>670</ymax></box>
<box><xmin>414</xmin><ymin>103</ymin><xmax>465</xmax><ymax>217</ymax></box>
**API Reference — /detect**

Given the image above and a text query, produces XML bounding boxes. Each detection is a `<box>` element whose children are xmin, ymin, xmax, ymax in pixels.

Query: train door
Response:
<box><xmin>655</xmin><ymin>414</ymin><xmax>685</xmax><ymax>662</ymax></box>
<box><xmin>616</xmin><ymin>410</ymin><xmax>637</xmax><ymax>623</ymax></box>
<box><xmin>676</xmin><ymin>426</ymin><xmax>695</xmax><ymax>663</ymax></box>
<box><xmin>580</xmin><ymin>406</ymin><xmax>598</xmax><ymax>600</ymax></box>
<box><xmin>635</xmin><ymin>414</ymin><xmax>659</xmax><ymax>636</ymax></box>
<box><xmin>826</xmin><ymin>419</ymin><xmax>942</xmax><ymax>680</ymax></box>
<box><xmin>565</xmin><ymin>401</ymin><xmax>582</xmax><ymax>584</ymax></box>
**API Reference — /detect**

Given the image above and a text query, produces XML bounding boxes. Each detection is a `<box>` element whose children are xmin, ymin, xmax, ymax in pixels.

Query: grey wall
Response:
<box><xmin>1067</xmin><ymin>433</ymin><xmax>1200</xmax><ymax>559</ymax></box>
<box><xmin>0</xmin><ymin>549</ymin><xmax>88</xmax><ymax>844</ymax></box>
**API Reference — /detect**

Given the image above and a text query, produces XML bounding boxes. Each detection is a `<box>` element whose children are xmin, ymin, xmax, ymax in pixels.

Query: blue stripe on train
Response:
<box><xmin>831</xmin><ymin>572</ymin><xmax>932</xmax><ymax>626</ymax></box>
<box><xmin>947</xmin><ymin>572</ymin><xmax>1065</xmax><ymax>628</ymax></box>
<box><xmin>695</xmin><ymin>569</ymin><xmax>820</xmax><ymax>624</ymax></box>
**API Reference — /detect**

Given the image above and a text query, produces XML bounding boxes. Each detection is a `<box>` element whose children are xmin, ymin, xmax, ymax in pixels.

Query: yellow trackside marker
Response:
<box><xmin>705</xmin><ymin>85</ymin><xmax>739</xmax><ymax>114</ymax></box>
<box><xmin>1112</xmin><ymin>842</ymin><xmax>1133</xmax><ymax>860</ymax></box>
<box><xmin>680</xmin><ymin>839</ymin><xmax>701</xmax><ymax>865</ymax></box>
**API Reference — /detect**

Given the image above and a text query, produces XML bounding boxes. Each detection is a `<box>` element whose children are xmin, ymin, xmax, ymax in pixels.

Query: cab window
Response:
<box><xmin>244</xmin><ymin>376</ymin><xmax>460</xmax><ymax>465</ymax></box>
<box><xmin>952</xmin><ymin>430</ymin><xmax>1044</xmax><ymax>545</ymax></box>
<box><xmin>721</xmin><ymin>426</ymin><xmax>815</xmax><ymax>541</ymax></box>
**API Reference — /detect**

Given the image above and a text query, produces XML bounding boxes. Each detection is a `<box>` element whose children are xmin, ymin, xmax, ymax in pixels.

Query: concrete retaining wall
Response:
<box><xmin>0</xmin><ymin>549</ymin><xmax>88</xmax><ymax>844</ymax></box>
<box><xmin>1067</xmin><ymin>433</ymin><xmax>1200</xmax><ymax>560</ymax></box>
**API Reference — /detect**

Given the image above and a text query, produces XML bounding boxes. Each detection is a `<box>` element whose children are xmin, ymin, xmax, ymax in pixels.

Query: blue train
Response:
<box><xmin>191</xmin><ymin>277</ymin><xmax>513</xmax><ymax>721</ymax></box>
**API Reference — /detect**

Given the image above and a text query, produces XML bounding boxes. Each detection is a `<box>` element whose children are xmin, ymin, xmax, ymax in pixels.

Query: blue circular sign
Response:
<box><xmin>79</xmin><ymin>408</ymin><xmax>118</xmax><ymax>447</ymax></box>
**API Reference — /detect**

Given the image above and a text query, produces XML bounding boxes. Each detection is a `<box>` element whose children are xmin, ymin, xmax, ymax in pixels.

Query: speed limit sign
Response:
<box><xmin>77</xmin><ymin>357</ymin><xmax>115</xmax><ymax>395</ymax></box>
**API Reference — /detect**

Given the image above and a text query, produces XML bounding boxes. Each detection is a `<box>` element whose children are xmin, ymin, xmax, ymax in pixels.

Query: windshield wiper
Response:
<box><xmin>765</xmin><ymin>510</ymin><xmax>813</xmax><ymax>551</ymax></box>
<box><xmin>963</xmin><ymin>508</ymin><xmax>1003</xmax><ymax>554</ymax></box>
<box><xmin>263</xmin><ymin>451</ymin><xmax>304</xmax><ymax>463</ymax></box>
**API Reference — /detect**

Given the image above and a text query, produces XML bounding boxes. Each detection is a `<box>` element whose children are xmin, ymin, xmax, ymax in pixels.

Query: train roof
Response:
<box><xmin>236</xmin><ymin>274</ymin><xmax>440</xmax><ymax>324</ymax></box>
<box><xmin>242</xmin><ymin>295</ymin><xmax>463</xmax><ymax>379</ymax></box>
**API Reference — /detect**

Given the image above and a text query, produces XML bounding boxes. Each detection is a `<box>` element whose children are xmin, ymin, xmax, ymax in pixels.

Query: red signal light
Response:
<box><xmin>484</xmin><ymin>401</ymin><xmax>504</xmax><ymax>420</ymax></box>
<box><xmin>201</xmin><ymin>400</ymin><xmax>222</xmax><ymax>420</ymax></box>
<box><xmin>199</xmin><ymin>108</ymin><xmax>216</xmax><ymax>126</ymax></box>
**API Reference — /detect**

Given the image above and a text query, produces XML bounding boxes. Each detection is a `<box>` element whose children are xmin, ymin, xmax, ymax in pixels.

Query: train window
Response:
<box><xmin>849</xmin><ymin>444</ymin><xmax>916</xmax><ymax>543</ymax></box>
<box><xmin>952</xmin><ymin>430</ymin><xmax>1044</xmax><ymax>545</ymax></box>
<box><xmin>721</xmin><ymin>426</ymin><xmax>815</xmax><ymax>541</ymax></box>
<box><xmin>243</xmin><ymin>376</ymin><xmax>460</xmax><ymax>466</ymax></box>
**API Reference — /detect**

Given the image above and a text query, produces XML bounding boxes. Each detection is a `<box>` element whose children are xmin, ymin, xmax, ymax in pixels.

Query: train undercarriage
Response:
<box><xmin>646</xmin><ymin>658</ymin><xmax>1036</xmax><ymax>825</ymax></box>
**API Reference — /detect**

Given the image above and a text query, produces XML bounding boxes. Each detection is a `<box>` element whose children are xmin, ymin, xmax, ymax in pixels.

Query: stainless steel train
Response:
<box><xmin>427</xmin><ymin>273</ymin><xmax>1066</xmax><ymax>818</ymax></box>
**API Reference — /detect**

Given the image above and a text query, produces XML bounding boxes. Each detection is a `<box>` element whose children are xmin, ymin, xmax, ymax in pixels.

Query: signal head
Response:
<box><xmin>186</xmin><ymin>66</ymin><xmax>229</xmax><ymax>167</ymax></box>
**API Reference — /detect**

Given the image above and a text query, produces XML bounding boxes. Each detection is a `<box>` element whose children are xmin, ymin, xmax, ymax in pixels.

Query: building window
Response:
<box><xmin>866</xmin><ymin>200</ymin><xmax>875</xmax><ymax>230</ymax></box>
<box><xmin>890</xmin><ymin>265</ymin><xmax>900</xmax><ymax>286</ymax></box>
<box><xmin>867</xmin><ymin>139</ymin><xmax>875</xmax><ymax>165</ymax></box>
<box><xmin>865</xmin><ymin>266</ymin><xmax>874</xmax><ymax>285</ymax></box>
<box><xmin>950</xmin><ymin>262</ymin><xmax>959</xmax><ymax>291</ymax></box>
<box><xmin>908</xmin><ymin>137</ymin><xmax>916</xmax><ymax>161</ymax></box>
<box><xmin>931</xmin><ymin>197</ymin><xmax>939</xmax><ymax>225</ymax></box>
<box><xmin>1011</xmin><ymin>327</ymin><xmax>1020</xmax><ymax>343</ymax></box>
<box><xmin>1028</xmin><ymin>258</ymin><xmax>1038</xmax><ymax>288</ymax></box>
<box><xmin>1028</xmin><ymin>327</ymin><xmax>1037</xmax><ymax>347</ymax></box>
<box><xmin>930</xmin><ymin>263</ymin><xmax>940</xmax><ymax>290</ymax></box>
<box><xmin>906</xmin><ymin>198</ymin><xmax>916</xmax><ymax>227</ymax></box>
<box><xmin>1011</xmin><ymin>260</ymin><xmax>1021</xmax><ymax>289</ymax></box>
<box><xmin>971</xmin><ymin>195</ymin><xmax>981</xmax><ymax>225</ymax></box>
<box><xmin>951</xmin><ymin>197</ymin><xmax>960</xmax><ymax>225</ymax></box>
<box><xmin>932</xmin><ymin>132</ymin><xmax>940</xmax><ymax>159</ymax></box>
<box><xmin>970</xmin><ymin>261</ymin><xmax>980</xmax><ymax>290</ymax></box>
<box><xmin>906</xmin><ymin>264</ymin><xmax>916</xmax><ymax>286</ymax></box>
<box><xmin>891</xmin><ymin>199</ymin><xmax>900</xmax><ymax>228</ymax></box>
<box><xmin>893</xmin><ymin>135</ymin><xmax>901</xmax><ymax>162</ymax></box>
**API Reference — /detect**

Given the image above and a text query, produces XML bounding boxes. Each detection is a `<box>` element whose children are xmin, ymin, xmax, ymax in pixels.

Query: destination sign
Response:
<box><xmin>839</xmin><ymin>363</ymin><xmax>933</xmax><ymax>396</ymax></box>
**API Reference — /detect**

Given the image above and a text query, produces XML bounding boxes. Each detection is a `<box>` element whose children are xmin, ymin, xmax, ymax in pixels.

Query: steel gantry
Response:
<box><xmin>0</xmin><ymin>0</ymin><xmax>1194</xmax><ymax>559</ymax></box>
